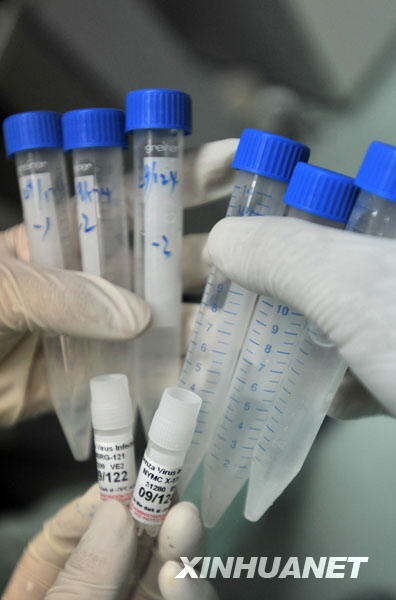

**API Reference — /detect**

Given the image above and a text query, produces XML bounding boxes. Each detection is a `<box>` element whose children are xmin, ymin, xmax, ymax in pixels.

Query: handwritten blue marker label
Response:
<box><xmin>143</xmin><ymin>157</ymin><xmax>183</xmax><ymax>327</ymax></box>
<box><xmin>33</xmin><ymin>216</ymin><xmax>51</xmax><ymax>240</ymax></box>
<box><xmin>19</xmin><ymin>172</ymin><xmax>64</xmax><ymax>267</ymax></box>
<box><xmin>152</xmin><ymin>235</ymin><xmax>172</xmax><ymax>258</ymax></box>
<box><xmin>139</xmin><ymin>160</ymin><xmax>179</xmax><ymax>194</ymax></box>
<box><xmin>77</xmin><ymin>179</ymin><xmax>112</xmax><ymax>203</ymax></box>
<box><xmin>81</xmin><ymin>213</ymin><xmax>97</xmax><ymax>233</ymax></box>
<box><xmin>76</xmin><ymin>175</ymin><xmax>102</xmax><ymax>276</ymax></box>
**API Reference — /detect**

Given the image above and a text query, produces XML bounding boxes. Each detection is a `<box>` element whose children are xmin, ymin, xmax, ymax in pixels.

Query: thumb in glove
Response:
<box><xmin>208</xmin><ymin>216</ymin><xmax>396</xmax><ymax>416</ymax></box>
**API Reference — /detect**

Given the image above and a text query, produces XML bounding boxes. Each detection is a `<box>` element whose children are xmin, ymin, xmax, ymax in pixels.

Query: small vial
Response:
<box><xmin>91</xmin><ymin>374</ymin><xmax>136</xmax><ymax>505</ymax></box>
<box><xmin>130</xmin><ymin>387</ymin><xmax>201</xmax><ymax>536</ymax></box>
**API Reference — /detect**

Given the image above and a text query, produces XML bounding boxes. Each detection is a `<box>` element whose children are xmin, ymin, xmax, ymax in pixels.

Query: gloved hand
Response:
<box><xmin>207</xmin><ymin>216</ymin><xmax>396</xmax><ymax>418</ymax></box>
<box><xmin>3</xmin><ymin>485</ymin><xmax>218</xmax><ymax>600</ymax></box>
<box><xmin>0</xmin><ymin>139</ymin><xmax>238</xmax><ymax>427</ymax></box>
<box><xmin>0</xmin><ymin>223</ymin><xmax>150</xmax><ymax>426</ymax></box>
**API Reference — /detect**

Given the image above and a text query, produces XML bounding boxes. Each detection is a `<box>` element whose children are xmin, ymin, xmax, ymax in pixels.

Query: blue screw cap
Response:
<box><xmin>355</xmin><ymin>141</ymin><xmax>396</xmax><ymax>203</ymax></box>
<box><xmin>3</xmin><ymin>111</ymin><xmax>62</xmax><ymax>157</ymax></box>
<box><xmin>126</xmin><ymin>89</ymin><xmax>192</xmax><ymax>134</ymax></box>
<box><xmin>283</xmin><ymin>163</ymin><xmax>358</xmax><ymax>223</ymax></box>
<box><xmin>232</xmin><ymin>129</ymin><xmax>310</xmax><ymax>182</ymax></box>
<box><xmin>62</xmin><ymin>108</ymin><xmax>127</xmax><ymax>151</ymax></box>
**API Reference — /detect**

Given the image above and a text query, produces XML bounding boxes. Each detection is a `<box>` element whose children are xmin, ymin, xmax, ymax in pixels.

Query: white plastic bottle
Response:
<box><xmin>130</xmin><ymin>387</ymin><xmax>201</xmax><ymax>536</ymax></box>
<box><xmin>91</xmin><ymin>374</ymin><xmax>136</xmax><ymax>505</ymax></box>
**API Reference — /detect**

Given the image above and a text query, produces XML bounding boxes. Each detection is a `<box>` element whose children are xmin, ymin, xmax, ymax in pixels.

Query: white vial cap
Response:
<box><xmin>90</xmin><ymin>373</ymin><xmax>133</xmax><ymax>431</ymax></box>
<box><xmin>149</xmin><ymin>387</ymin><xmax>202</xmax><ymax>452</ymax></box>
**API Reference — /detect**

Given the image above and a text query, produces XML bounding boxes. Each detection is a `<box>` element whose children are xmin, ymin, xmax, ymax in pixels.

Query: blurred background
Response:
<box><xmin>1</xmin><ymin>0</ymin><xmax>396</xmax><ymax>598</ymax></box>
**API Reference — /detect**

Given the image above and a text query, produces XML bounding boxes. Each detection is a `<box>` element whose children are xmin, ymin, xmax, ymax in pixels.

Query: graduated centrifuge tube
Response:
<box><xmin>347</xmin><ymin>141</ymin><xmax>396</xmax><ymax>239</ymax></box>
<box><xmin>203</xmin><ymin>163</ymin><xmax>358</xmax><ymax>526</ymax></box>
<box><xmin>178</xmin><ymin>129</ymin><xmax>310</xmax><ymax>495</ymax></box>
<box><xmin>2</xmin><ymin>111</ymin><xmax>93</xmax><ymax>461</ymax></box>
<box><xmin>129</xmin><ymin>386</ymin><xmax>201</xmax><ymax>537</ymax></box>
<box><xmin>245</xmin><ymin>142</ymin><xmax>396</xmax><ymax>523</ymax></box>
<box><xmin>63</xmin><ymin>109</ymin><xmax>133</xmax><ymax>382</ymax></box>
<box><xmin>126</xmin><ymin>89</ymin><xmax>191</xmax><ymax>434</ymax></box>
<box><xmin>241</xmin><ymin>163</ymin><xmax>360</xmax><ymax>523</ymax></box>
<box><xmin>91</xmin><ymin>374</ymin><xmax>136</xmax><ymax>506</ymax></box>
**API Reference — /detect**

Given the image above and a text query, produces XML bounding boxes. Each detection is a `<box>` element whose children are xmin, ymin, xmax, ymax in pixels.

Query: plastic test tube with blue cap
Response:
<box><xmin>238</xmin><ymin>164</ymin><xmax>359</xmax><ymax>523</ymax></box>
<box><xmin>202</xmin><ymin>163</ymin><xmax>358</xmax><ymax>526</ymax></box>
<box><xmin>2</xmin><ymin>111</ymin><xmax>91</xmax><ymax>460</ymax></box>
<box><xmin>3</xmin><ymin>111</ymin><xmax>79</xmax><ymax>268</ymax></box>
<box><xmin>62</xmin><ymin>109</ymin><xmax>130</xmax><ymax>287</ymax></box>
<box><xmin>244</xmin><ymin>144</ymin><xmax>396</xmax><ymax>523</ymax></box>
<box><xmin>62</xmin><ymin>109</ymin><xmax>133</xmax><ymax>385</ymax></box>
<box><xmin>348</xmin><ymin>141</ymin><xmax>396</xmax><ymax>238</ymax></box>
<box><xmin>177</xmin><ymin>129</ymin><xmax>310</xmax><ymax>495</ymax></box>
<box><xmin>126</xmin><ymin>89</ymin><xmax>192</xmax><ymax>433</ymax></box>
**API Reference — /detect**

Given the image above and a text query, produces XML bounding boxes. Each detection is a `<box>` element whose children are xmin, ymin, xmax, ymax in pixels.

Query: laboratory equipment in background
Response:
<box><xmin>63</xmin><ymin>109</ymin><xmax>133</xmax><ymax>385</ymax></box>
<box><xmin>178</xmin><ymin>129</ymin><xmax>310</xmax><ymax>495</ymax></box>
<box><xmin>2</xmin><ymin>111</ymin><xmax>93</xmax><ymax>461</ymax></box>
<box><xmin>130</xmin><ymin>386</ymin><xmax>201</xmax><ymax>537</ymax></box>
<box><xmin>126</xmin><ymin>89</ymin><xmax>191</xmax><ymax>434</ymax></box>
<box><xmin>243</xmin><ymin>141</ymin><xmax>396</xmax><ymax>523</ymax></box>
<box><xmin>202</xmin><ymin>163</ymin><xmax>357</xmax><ymax>526</ymax></box>
<box><xmin>91</xmin><ymin>374</ymin><xmax>135</xmax><ymax>505</ymax></box>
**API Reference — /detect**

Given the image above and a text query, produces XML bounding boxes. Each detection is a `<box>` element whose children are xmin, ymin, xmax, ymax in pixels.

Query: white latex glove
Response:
<box><xmin>3</xmin><ymin>485</ymin><xmax>218</xmax><ymax>600</ymax></box>
<box><xmin>0</xmin><ymin>224</ymin><xmax>150</xmax><ymax>426</ymax></box>
<box><xmin>208</xmin><ymin>216</ymin><xmax>396</xmax><ymax>418</ymax></box>
<box><xmin>0</xmin><ymin>139</ymin><xmax>237</xmax><ymax>427</ymax></box>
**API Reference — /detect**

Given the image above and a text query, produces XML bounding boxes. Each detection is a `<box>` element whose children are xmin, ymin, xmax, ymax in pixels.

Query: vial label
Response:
<box><xmin>142</xmin><ymin>156</ymin><xmax>183</xmax><ymax>328</ymax></box>
<box><xmin>19</xmin><ymin>173</ymin><xmax>64</xmax><ymax>267</ymax></box>
<box><xmin>94</xmin><ymin>435</ymin><xmax>135</xmax><ymax>505</ymax></box>
<box><xmin>130</xmin><ymin>453</ymin><xmax>181</xmax><ymax>525</ymax></box>
<box><xmin>76</xmin><ymin>174</ymin><xmax>102</xmax><ymax>276</ymax></box>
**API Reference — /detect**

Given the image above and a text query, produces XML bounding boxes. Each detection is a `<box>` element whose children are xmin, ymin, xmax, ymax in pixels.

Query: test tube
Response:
<box><xmin>348</xmin><ymin>141</ymin><xmax>396</xmax><ymax>238</ymax></box>
<box><xmin>62</xmin><ymin>109</ymin><xmax>132</xmax><ymax>380</ymax></box>
<box><xmin>129</xmin><ymin>386</ymin><xmax>201</xmax><ymax>537</ymax></box>
<box><xmin>62</xmin><ymin>108</ymin><xmax>130</xmax><ymax>286</ymax></box>
<box><xmin>244</xmin><ymin>145</ymin><xmax>396</xmax><ymax>523</ymax></box>
<box><xmin>202</xmin><ymin>163</ymin><xmax>358</xmax><ymax>526</ymax></box>
<box><xmin>126</xmin><ymin>89</ymin><xmax>192</xmax><ymax>433</ymax></box>
<box><xmin>91</xmin><ymin>374</ymin><xmax>135</xmax><ymax>505</ymax></box>
<box><xmin>177</xmin><ymin>130</ymin><xmax>310</xmax><ymax>494</ymax></box>
<box><xmin>3</xmin><ymin>112</ymin><xmax>79</xmax><ymax>267</ymax></box>
<box><xmin>2</xmin><ymin>111</ymin><xmax>92</xmax><ymax>460</ymax></box>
